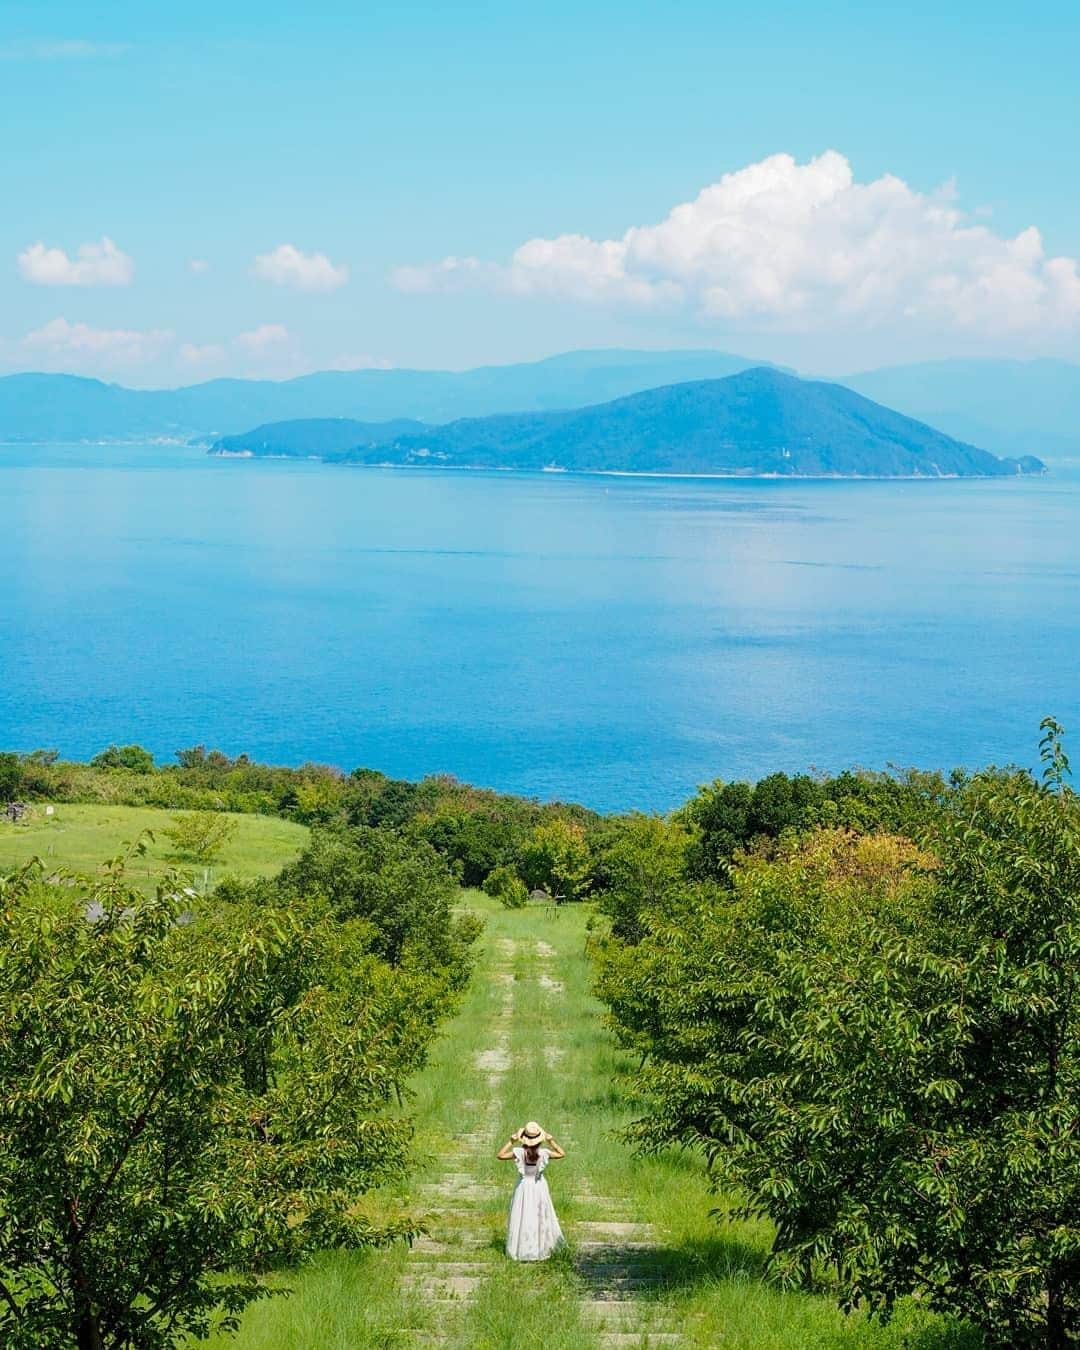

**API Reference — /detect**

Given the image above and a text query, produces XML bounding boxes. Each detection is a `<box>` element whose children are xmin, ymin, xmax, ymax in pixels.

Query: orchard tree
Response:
<box><xmin>596</xmin><ymin>731</ymin><xmax>1079</xmax><ymax>1347</ymax></box>
<box><xmin>163</xmin><ymin>810</ymin><xmax>238</xmax><ymax>864</ymax></box>
<box><xmin>0</xmin><ymin>855</ymin><xmax>447</xmax><ymax>1349</ymax></box>
<box><xmin>518</xmin><ymin>818</ymin><xmax>591</xmax><ymax>903</ymax></box>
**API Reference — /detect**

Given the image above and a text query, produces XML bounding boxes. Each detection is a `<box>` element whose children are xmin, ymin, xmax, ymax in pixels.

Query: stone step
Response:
<box><xmin>411</xmin><ymin>1236</ymin><xmax>490</xmax><ymax>1254</ymax></box>
<box><xmin>400</xmin><ymin>1273</ymin><xmax>484</xmax><ymax>1300</ymax></box>
<box><xmin>406</xmin><ymin>1261</ymin><xmax>491</xmax><ymax>1277</ymax></box>
<box><xmin>576</xmin><ymin>1222</ymin><xmax>658</xmax><ymax>1241</ymax></box>
<box><xmin>597</xmin><ymin>1335</ymin><xmax>684</xmax><ymax>1347</ymax></box>
<box><xmin>583</xmin><ymin>1302</ymin><xmax>683</xmax><ymax>1327</ymax></box>
<box><xmin>575</xmin><ymin>1261</ymin><xmax>670</xmax><ymax>1277</ymax></box>
<box><xmin>580</xmin><ymin>1281</ymin><xmax>667</xmax><ymax>1299</ymax></box>
<box><xmin>577</xmin><ymin>1241</ymin><xmax>662</xmax><ymax>1254</ymax></box>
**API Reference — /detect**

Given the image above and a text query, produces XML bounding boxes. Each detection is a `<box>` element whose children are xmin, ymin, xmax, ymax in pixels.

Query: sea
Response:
<box><xmin>3</xmin><ymin>442</ymin><xmax>1078</xmax><ymax>812</ymax></box>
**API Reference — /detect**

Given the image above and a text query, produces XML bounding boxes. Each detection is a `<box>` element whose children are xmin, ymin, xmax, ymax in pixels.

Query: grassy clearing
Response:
<box><xmin>201</xmin><ymin>894</ymin><xmax>982</xmax><ymax>1348</ymax></box>
<box><xmin>0</xmin><ymin>802</ymin><xmax>309</xmax><ymax>892</ymax></box>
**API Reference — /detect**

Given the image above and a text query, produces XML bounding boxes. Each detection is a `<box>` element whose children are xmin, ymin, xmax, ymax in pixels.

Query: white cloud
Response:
<box><xmin>188</xmin><ymin>258</ymin><xmax>210</xmax><ymax>275</ymax></box>
<box><xmin>251</xmin><ymin>243</ymin><xmax>348</xmax><ymax>292</ymax></box>
<box><xmin>18</xmin><ymin>236</ymin><xmax>134</xmax><ymax>287</ymax></box>
<box><xmin>21</xmin><ymin>317</ymin><xmax>172</xmax><ymax>368</ymax></box>
<box><xmin>233</xmin><ymin>323</ymin><xmax>290</xmax><ymax>355</ymax></box>
<box><xmin>393</xmin><ymin>150</ymin><xmax>1080</xmax><ymax>337</ymax></box>
<box><xmin>179</xmin><ymin>341</ymin><xmax>225</xmax><ymax>365</ymax></box>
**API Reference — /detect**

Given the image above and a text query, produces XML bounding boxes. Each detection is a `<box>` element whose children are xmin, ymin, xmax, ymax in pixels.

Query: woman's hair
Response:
<box><xmin>524</xmin><ymin>1144</ymin><xmax>540</xmax><ymax>1164</ymax></box>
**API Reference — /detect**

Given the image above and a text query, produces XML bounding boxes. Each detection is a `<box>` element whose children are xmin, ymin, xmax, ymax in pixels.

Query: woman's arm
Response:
<box><xmin>544</xmin><ymin>1135</ymin><xmax>566</xmax><ymax>1159</ymax></box>
<box><xmin>496</xmin><ymin>1135</ymin><xmax>519</xmax><ymax>1160</ymax></box>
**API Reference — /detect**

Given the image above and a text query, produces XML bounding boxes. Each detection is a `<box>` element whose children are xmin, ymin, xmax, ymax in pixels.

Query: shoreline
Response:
<box><xmin>206</xmin><ymin>451</ymin><xmax>1046</xmax><ymax>482</ymax></box>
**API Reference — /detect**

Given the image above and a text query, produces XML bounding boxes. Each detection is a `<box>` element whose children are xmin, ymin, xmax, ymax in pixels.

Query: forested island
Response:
<box><xmin>3</xmin><ymin>352</ymin><xmax>1077</xmax><ymax>461</ymax></box>
<box><xmin>210</xmin><ymin>369</ymin><xmax>1045</xmax><ymax>478</ymax></box>
<box><xmin>0</xmin><ymin>735</ymin><xmax>1075</xmax><ymax>1347</ymax></box>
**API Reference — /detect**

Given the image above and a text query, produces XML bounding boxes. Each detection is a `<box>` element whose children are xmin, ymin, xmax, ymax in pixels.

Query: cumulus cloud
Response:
<box><xmin>393</xmin><ymin>150</ymin><xmax>1080</xmax><ymax>336</ymax></box>
<box><xmin>21</xmin><ymin>317</ymin><xmax>172</xmax><ymax>367</ymax></box>
<box><xmin>251</xmin><ymin>244</ymin><xmax>348</xmax><ymax>292</ymax></box>
<box><xmin>233</xmin><ymin>323</ymin><xmax>290</xmax><ymax>355</ymax></box>
<box><xmin>18</xmin><ymin>236</ymin><xmax>134</xmax><ymax>287</ymax></box>
<box><xmin>188</xmin><ymin>258</ymin><xmax>210</xmax><ymax>275</ymax></box>
<box><xmin>179</xmin><ymin>341</ymin><xmax>225</xmax><ymax>365</ymax></box>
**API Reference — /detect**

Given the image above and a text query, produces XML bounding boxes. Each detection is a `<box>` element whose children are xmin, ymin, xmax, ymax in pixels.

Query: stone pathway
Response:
<box><xmin>397</xmin><ymin>931</ymin><xmax>687</xmax><ymax>1347</ymax></box>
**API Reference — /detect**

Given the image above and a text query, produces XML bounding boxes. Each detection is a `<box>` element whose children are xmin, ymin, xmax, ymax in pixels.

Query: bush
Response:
<box><xmin>483</xmin><ymin>863</ymin><xmax>528</xmax><ymax>908</ymax></box>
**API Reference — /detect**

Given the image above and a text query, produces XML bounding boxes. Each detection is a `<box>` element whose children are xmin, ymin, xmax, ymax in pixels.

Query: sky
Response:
<box><xmin>2</xmin><ymin>0</ymin><xmax>1080</xmax><ymax>386</ymax></box>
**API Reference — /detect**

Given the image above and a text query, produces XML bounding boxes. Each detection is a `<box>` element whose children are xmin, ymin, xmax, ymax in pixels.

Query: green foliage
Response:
<box><xmin>273</xmin><ymin>826</ymin><xmax>478</xmax><ymax>973</ymax></box>
<box><xmin>678</xmin><ymin>768</ymin><xmax>951</xmax><ymax>879</ymax></box>
<box><xmin>518</xmin><ymin>818</ymin><xmax>592</xmax><ymax>903</ymax></box>
<box><xmin>163</xmin><ymin>809</ymin><xmax>239</xmax><ymax>862</ymax></box>
<box><xmin>482</xmin><ymin>863</ymin><xmax>528</xmax><ymax>909</ymax></box>
<box><xmin>0</xmin><ymin>852</ymin><xmax>465</xmax><ymax>1349</ymax></box>
<box><xmin>595</xmin><ymin>753</ymin><xmax>1080</xmax><ymax>1347</ymax></box>
<box><xmin>0</xmin><ymin>752</ymin><xmax>22</xmax><ymax>802</ymax></box>
<box><xmin>90</xmin><ymin>744</ymin><xmax>156</xmax><ymax>774</ymax></box>
<box><xmin>596</xmin><ymin>812</ymin><xmax>693</xmax><ymax>942</ymax></box>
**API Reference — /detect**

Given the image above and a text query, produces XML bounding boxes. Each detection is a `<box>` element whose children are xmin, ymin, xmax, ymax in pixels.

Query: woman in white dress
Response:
<box><xmin>497</xmin><ymin>1120</ymin><xmax>566</xmax><ymax>1260</ymax></box>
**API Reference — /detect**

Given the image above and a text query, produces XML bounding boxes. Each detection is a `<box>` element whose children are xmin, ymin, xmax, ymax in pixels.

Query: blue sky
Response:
<box><xmin>2</xmin><ymin>0</ymin><xmax>1079</xmax><ymax>384</ymax></box>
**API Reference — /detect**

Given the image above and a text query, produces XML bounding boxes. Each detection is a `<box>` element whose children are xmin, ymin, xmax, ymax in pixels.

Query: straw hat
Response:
<box><xmin>518</xmin><ymin>1121</ymin><xmax>546</xmax><ymax>1145</ymax></box>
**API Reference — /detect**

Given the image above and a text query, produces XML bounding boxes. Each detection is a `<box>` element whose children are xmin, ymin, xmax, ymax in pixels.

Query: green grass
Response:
<box><xmin>0</xmin><ymin>803</ymin><xmax>309</xmax><ymax>892</ymax></box>
<box><xmin>200</xmin><ymin>895</ymin><xmax>984</xmax><ymax>1349</ymax></box>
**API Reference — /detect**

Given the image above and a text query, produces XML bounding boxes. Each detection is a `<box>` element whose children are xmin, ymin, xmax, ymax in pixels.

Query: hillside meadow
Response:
<box><xmin>0</xmin><ymin>802</ymin><xmax>309</xmax><ymax>892</ymax></box>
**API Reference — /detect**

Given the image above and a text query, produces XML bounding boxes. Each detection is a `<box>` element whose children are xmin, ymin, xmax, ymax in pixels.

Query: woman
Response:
<box><xmin>497</xmin><ymin>1120</ymin><xmax>566</xmax><ymax>1260</ymax></box>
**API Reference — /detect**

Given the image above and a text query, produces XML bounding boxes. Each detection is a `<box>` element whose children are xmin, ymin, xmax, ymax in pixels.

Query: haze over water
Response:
<box><xmin>4</xmin><ymin>443</ymin><xmax>1078</xmax><ymax>812</ymax></box>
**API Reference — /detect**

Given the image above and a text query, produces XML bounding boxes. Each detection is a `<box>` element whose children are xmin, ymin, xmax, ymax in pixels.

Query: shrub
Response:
<box><xmin>483</xmin><ymin>863</ymin><xmax>528</xmax><ymax>908</ymax></box>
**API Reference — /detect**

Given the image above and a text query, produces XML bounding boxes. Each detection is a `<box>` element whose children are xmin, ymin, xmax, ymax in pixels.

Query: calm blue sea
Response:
<box><xmin>2</xmin><ymin>443</ymin><xmax>1078</xmax><ymax>811</ymax></box>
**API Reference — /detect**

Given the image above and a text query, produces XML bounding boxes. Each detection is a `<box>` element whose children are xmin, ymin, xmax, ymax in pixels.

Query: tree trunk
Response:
<box><xmin>66</xmin><ymin>1197</ymin><xmax>105</xmax><ymax>1350</ymax></box>
<box><xmin>77</xmin><ymin>1311</ymin><xmax>105</xmax><ymax>1350</ymax></box>
<box><xmin>1046</xmin><ymin>1275</ymin><xmax>1067</xmax><ymax>1350</ymax></box>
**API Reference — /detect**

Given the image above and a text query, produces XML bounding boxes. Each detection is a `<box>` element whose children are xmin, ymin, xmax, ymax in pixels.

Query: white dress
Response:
<box><xmin>506</xmin><ymin>1146</ymin><xmax>565</xmax><ymax>1261</ymax></box>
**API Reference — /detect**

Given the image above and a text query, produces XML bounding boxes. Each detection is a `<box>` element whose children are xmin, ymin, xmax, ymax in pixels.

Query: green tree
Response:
<box><xmin>275</xmin><ymin>826</ymin><xmax>469</xmax><ymax>968</ymax></box>
<box><xmin>163</xmin><ymin>810</ymin><xmax>238</xmax><ymax>863</ymax></box>
<box><xmin>0</xmin><ymin>752</ymin><xmax>22</xmax><ymax>803</ymax></box>
<box><xmin>518</xmin><ymin>818</ymin><xmax>592</xmax><ymax>902</ymax></box>
<box><xmin>597</xmin><ymin>752</ymin><xmax>1080</xmax><ymax>1346</ymax></box>
<box><xmin>596</xmin><ymin>813</ymin><xmax>693</xmax><ymax>943</ymax></box>
<box><xmin>90</xmin><ymin>745</ymin><xmax>156</xmax><ymax>774</ymax></box>
<box><xmin>0</xmin><ymin>857</ymin><xmax>434</xmax><ymax>1349</ymax></box>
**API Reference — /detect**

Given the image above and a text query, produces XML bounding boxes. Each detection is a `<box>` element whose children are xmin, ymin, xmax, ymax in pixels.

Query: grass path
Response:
<box><xmin>208</xmin><ymin>895</ymin><xmax>981</xmax><ymax>1349</ymax></box>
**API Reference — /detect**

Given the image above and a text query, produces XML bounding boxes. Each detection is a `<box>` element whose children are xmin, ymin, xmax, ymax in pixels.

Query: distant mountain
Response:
<box><xmin>0</xmin><ymin>349</ymin><xmax>773</xmax><ymax>443</ymax></box>
<box><xmin>839</xmin><ymin>358</ymin><xmax>1080</xmax><ymax>459</ymax></box>
<box><xmin>211</xmin><ymin>417</ymin><xmax>424</xmax><ymax>457</ymax></box>
<box><xmin>317</xmin><ymin>368</ymin><xmax>1043</xmax><ymax>477</ymax></box>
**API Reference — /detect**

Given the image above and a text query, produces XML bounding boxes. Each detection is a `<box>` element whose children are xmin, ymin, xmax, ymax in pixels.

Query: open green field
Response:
<box><xmin>205</xmin><ymin>893</ymin><xmax>982</xmax><ymax>1349</ymax></box>
<box><xmin>0</xmin><ymin>803</ymin><xmax>309</xmax><ymax>891</ymax></box>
